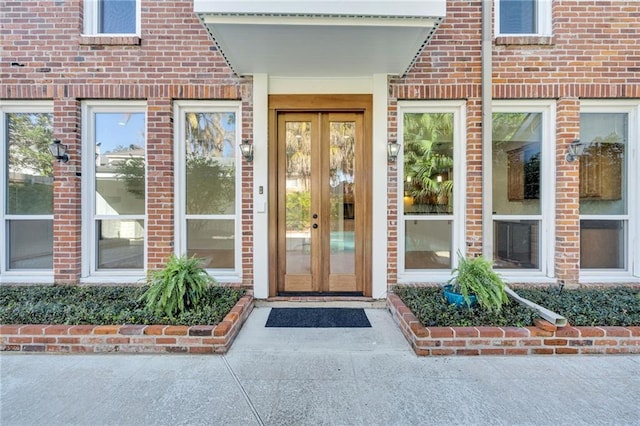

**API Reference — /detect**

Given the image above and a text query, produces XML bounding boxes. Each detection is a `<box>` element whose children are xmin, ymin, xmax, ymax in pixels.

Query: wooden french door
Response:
<box><xmin>276</xmin><ymin>111</ymin><xmax>365</xmax><ymax>294</ymax></box>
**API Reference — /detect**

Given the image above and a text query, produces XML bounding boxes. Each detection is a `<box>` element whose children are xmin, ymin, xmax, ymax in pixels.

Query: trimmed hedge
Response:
<box><xmin>394</xmin><ymin>286</ymin><xmax>640</xmax><ymax>327</ymax></box>
<box><xmin>0</xmin><ymin>285</ymin><xmax>245</xmax><ymax>326</ymax></box>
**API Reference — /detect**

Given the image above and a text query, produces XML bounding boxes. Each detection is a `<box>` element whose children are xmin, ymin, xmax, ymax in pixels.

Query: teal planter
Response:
<box><xmin>443</xmin><ymin>285</ymin><xmax>477</xmax><ymax>308</ymax></box>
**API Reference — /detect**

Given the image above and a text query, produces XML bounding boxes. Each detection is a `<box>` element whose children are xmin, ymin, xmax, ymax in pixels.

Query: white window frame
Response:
<box><xmin>397</xmin><ymin>101</ymin><xmax>466</xmax><ymax>283</ymax></box>
<box><xmin>0</xmin><ymin>101</ymin><xmax>55</xmax><ymax>283</ymax></box>
<box><xmin>84</xmin><ymin>0</ymin><xmax>141</xmax><ymax>36</ymax></box>
<box><xmin>173</xmin><ymin>101</ymin><xmax>243</xmax><ymax>283</ymax></box>
<box><xmin>491</xmin><ymin>101</ymin><xmax>556</xmax><ymax>281</ymax></box>
<box><xmin>81</xmin><ymin>101</ymin><xmax>147</xmax><ymax>282</ymax></box>
<box><xmin>579</xmin><ymin>100</ymin><xmax>639</xmax><ymax>282</ymax></box>
<box><xmin>495</xmin><ymin>0</ymin><xmax>552</xmax><ymax>37</ymax></box>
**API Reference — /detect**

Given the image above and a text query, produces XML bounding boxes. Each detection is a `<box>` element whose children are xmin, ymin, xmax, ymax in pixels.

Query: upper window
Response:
<box><xmin>84</xmin><ymin>0</ymin><xmax>139</xmax><ymax>35</ymax></box>
<box><xmin>496</xmin><ymin>0</ymin><xmax>551</xmax><ymax>36</ymax></box>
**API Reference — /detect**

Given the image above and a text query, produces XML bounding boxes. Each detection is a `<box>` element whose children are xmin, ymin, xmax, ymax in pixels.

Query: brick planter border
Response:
<box><xmin>0</xmin><ymin>295</ymin><xmax>253</xmax><ymax>354</ymax></box>
<box><xmin>388</xmin><ymin>293</ymin><xmax>640</xmax><ymax>356</ymax></box>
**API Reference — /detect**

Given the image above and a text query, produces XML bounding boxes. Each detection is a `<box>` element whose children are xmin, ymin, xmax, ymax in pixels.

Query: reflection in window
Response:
<box><xmin>4</xmin><ymin>111</ymin><xmax>54</xmax><ymax>270</ymax></box>
<box><xmin>92</xmin><ymin>109</ymin><xmax>146</xmax><ymax>271</ymax></box>
<box><xmin>579</xmin><ymin>113</ymin><xmax>628</xmax><ymax>270</ymax></box>
<box><xmin>183</xmin><ymin>111</ymin><xmax>237</xmax><ymax>271</ymax></box>
<box><xmin>403</xmin><ymin>112</ymin><xmax>454</xmax><ymax>270</ymax></box>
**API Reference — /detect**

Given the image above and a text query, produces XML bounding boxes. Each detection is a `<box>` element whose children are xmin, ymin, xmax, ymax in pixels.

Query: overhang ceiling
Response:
<box><xmin>194</xmin><ymin>1</ymin><xmax>446</xmax><ymax>77</ymax></box>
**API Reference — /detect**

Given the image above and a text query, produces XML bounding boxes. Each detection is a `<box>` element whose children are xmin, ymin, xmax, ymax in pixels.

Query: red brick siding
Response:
<box><xmin>1</xmin><ymin>0</ymin><xmax>253</xmax><ymax>284</ymax></box>
<box><xmin>387</xmin><ymin>1</ymin><xmax>640</xmax><ymax>285</ymax></box>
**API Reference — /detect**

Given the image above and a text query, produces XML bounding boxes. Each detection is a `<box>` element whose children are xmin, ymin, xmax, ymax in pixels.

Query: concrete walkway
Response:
<box><xmin>1</xmin><ymin>306</ymin><xmax>639</xmax><ymax>426</ymax></box>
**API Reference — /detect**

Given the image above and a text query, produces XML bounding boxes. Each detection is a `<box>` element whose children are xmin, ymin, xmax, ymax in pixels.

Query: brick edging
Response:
<box><xmin>387</xmin><ymin>294</ymin><xmax>640</xmax><ymax>356</ymax></box>
<box><xmin>0</xmin><ymin>295</ymin><xmax>254</xmax><ymax>354</ymax></box>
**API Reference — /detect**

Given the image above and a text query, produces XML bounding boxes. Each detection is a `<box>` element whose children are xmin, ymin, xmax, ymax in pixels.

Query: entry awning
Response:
<box><xmin>194</xmin><ymin>1</ymin><xmax>446</xmax><ymax>77</ymax></box>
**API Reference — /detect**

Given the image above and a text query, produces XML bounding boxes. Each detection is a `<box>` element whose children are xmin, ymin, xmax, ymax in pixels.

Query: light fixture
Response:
<box><xmin>48</xmin><ymin>139</ymin><xmax>69</xmax><ymax>163</ymax></box>
<box><xmin>387</xmin><ymin>141</ymin><xmax>400</xmax><ymax>162</ymax></box>
<box><xmin>565</xmin><ymin>138</ymin><xmax>587</xmax><ymax>162</ymax></box>
<box><xmin>239</xmin><ymin>139</ymin><xmax>253</xmax><ymax>162</ymax></box>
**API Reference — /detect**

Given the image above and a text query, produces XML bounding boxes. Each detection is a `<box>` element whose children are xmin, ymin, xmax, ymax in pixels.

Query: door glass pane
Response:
<box><xmin>493</xmin><ymin>220</ymin><xmax>540</xmax><ymax>269</ymax></box>
<box><xmin>99</xmin><ymin>0</ymin><xmax>136</xmax><ymax>34</ymax></box>
<box><xmin>405</xmin><ymin>220</ymin><xmax>452</xmax><ymax>269</ymax></box>
<box><xmin>579</xmin><ymin>113</ymin><xmax>627</xmax><ymax>215</ymax></box>
<box><xmin>6</xmin><ymin>113</ymin><xmax>54</xmax><ymax>215</ymax></box>
<box><xmin>185</xmin><ymin>112</ymin><xmax>236</xmax><ymax>215</ymax></box>
<box><xmin>329</xmin><ymin>121</ymin><xmax>355</xmax><ymax>274</ymax></box>
<box><xmin>96</xmin><ymin>219</ymin><xmax>144</xmax><ymax>269</ymax></box>
<box><xmin>403</xmin><ymin>113</ymin><xmax>453</xmax><ymax>215</ymax></box>
<box><xmin>580</xmin><ymin>220</ymin><xmax>625</xmax><ymax>269</ymax></box>
<box><xmin>187</xmin><ymin>219</ymin><xmax>234</xmax><ymax>269</ymax></box>
<box><xmin>285</xmin><ymin>122</ymin><xmax>312</xmax><ymax>274</ymax></box>
<box><xmin>492</xmin><ymin>113</ymin><xmax>542</xmax><ymax>214</ymax></box>
<box><xmin>8</xmin><ymin>220</ymin><xmax>53</xmax><ymax>269</ymax></box>
<box><xmin>95</xmin><ymin>112</ymin><xmax>146</xmax><ymax>215</ymax></box>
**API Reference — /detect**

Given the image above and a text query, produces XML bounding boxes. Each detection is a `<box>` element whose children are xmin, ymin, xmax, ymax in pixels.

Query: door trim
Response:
<box><xmin>268</xmin><ymin>95</ymin><xmax>373</xmax><ymax>297</ymax></box>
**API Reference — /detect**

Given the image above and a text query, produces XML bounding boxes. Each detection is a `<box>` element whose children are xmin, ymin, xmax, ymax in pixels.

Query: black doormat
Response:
<box><xmin>265</xmin><ymin>308</ymin><xmax>371</xmax><ymax>328</ymax></box>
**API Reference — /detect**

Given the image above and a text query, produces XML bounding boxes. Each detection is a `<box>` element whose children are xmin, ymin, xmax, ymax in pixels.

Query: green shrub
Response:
<box><xmin>140</xmin><ymin>254</ymin><xmax>214</xmax><ymax>318</ymax></box>
<box><xmin>0</xmin><ymin>285</ymin><xmax>244</xmax><ymax>326</ymax></box>
<box><xmin>448</xmin><ymin>253</ymin><xmax>509</xmax><ymax>313</ymax></box>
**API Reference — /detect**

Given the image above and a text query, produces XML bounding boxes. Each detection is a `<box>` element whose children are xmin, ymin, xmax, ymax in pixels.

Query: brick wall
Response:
<box><xmin>387</xmin><ymin>1</ymin><xmax>640</xmax><ymax>286</ymax></box>
<box><xmin>1</xmin><ymin>0</ymin><xmax>253</xmax><ymax>284</ymax></box>
<box><xmin>388</xmin><ymin>294</ymin><xmax>640</xmax><ymax>356</ymax></box>
<box><xmin>0</xmin><ymin>295</ymin><xmax>254</xmax><ymax>354</ymax></box>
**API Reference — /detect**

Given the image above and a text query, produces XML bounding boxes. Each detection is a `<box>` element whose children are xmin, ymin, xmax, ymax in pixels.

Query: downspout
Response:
<box><xmin>481</xmin><ymin>0</ymin><xmax>493</xmax><ymax>259</ymax></box>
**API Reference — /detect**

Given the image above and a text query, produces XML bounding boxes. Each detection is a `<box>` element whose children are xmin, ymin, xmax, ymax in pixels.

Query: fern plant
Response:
<box><xmin>140</xmin><ymin>254</ymin><xmax>214</xmax><ymax>317</ymax></box>
<box><xmin>447</xmin><ymin>252</ymin><xmax>509</xmax><ymax>313</ymax></box>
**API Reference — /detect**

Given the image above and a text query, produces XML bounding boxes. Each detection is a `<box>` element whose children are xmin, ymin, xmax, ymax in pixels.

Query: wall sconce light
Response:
<box><xmin>565</xmin><ymin>138</ymin><xmax>587</xmax><ymax>162</ymax></box>
<box><xmin>48</xmin><ymin>139</ymin><xmax>69</xmax><ymax>163</ymax></box>
<box><xmin>387</xmin><ymin>141</ymin><xmax>400</xmax><ymax>162</ymax></box>
<box><xmin>239</xmin><ymin>139</ymin><xmax>253</xmax><ymax>162</ymax></box>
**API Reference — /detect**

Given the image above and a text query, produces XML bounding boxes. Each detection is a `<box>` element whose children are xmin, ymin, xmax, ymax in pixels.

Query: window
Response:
<box><xmin>398</xmin><ymin>102</ymin><xmax>466</xmax><ymax>280</ymax></box>
<box><xmin>491</xmin><ymin>101</ymin><xmax>555</xmax><ymax>277</ymax></box>
<box><xmin>84</xmin><ymin>0</ymin><xmax>139</xmax><ymax>35</ymax></box>
<box><xmin>82</xmin><ymin>102</ymin><xmax>146</xmax><ymax>277</ymax></box>
<box><xmin>174</xmin><ymin>101</ymin><xmax>242</xmax><ymax>281</ymax></box>
<box><xmin>579</xmin><ymin>103</ymin><xmax>638</xmax><ymax>277</ymax></box>
<box><xmin>1</xmin><ymin>102</ymin><xmax>54</xmax><ymax>277</ymax></box>
<box><xmin>496</xmin><ymin>0</ymin><xmax>551</xmax><ymax>36</ymax></box>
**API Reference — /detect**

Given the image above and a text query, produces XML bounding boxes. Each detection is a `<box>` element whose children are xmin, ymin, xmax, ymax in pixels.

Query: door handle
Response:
<box><xmin>312</xmin><ymin>224</ymin><xmax>318</xmax><ymax>229</ymax></box>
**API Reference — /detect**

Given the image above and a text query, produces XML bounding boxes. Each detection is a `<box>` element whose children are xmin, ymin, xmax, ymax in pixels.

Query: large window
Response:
<box><xmin>84</xmin><ymin>0</ymin><xmax>139</xmax><ymax>35</ymax></box>
<box><xmin>491</xmin><ymin>102</ymin><xmax>554</xmax><ymax>276</ymax></box>
<box><xmin>1</xmin><ymin>102</ymin><xmax>54</xmax><ymax>277</ymax></box>
<box><xmin>398</xmin><ymin>102</ymin><xmax>465</xmax><ymax>279</ymax></box>
<box><xmin>496</xmin><ymin>0</ymin><xmax>551</xmax><ymax>36</ymax></box>
<box><xmin>82</xmin><ymin>102</ymin><xmax>146</xmax><ymax>277</ymax></box>
<box><xmin>174</xmin><ymin>101</ymin><xmax>242</xmax><ymax>281</ymax></box>
<box><xmin>579</xmin><ymin>103</ymin><xmax>638</xmax><ymax>277</ymax></box>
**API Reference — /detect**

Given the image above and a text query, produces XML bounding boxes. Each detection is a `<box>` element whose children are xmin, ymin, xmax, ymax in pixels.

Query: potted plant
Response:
<box><xmin>444</xmin><ymin>252</ymin><xmax>509</xmax><ymax>312</ymax></box>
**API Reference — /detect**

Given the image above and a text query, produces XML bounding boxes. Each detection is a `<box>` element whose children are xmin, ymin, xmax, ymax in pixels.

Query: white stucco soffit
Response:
<box><xmin>194</xmin><ymin>1</ymin><xmax>446</xmax><ymax>77</ymax></box>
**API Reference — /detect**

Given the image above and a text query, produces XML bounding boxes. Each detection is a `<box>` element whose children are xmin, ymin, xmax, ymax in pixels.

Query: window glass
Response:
<box><xmin>187</xmin><ymin>219</ymin><xmax>234</xmax><ymax>269</ymax></box>
<box><xmin>96</xmin><ymin>219</ymin><xmax>144</xmax><ymax>269</ymax></box>
<box><xmin>492</xmin><ymin>113</ymin><xmax>542</xmax><ymax>215</ymax></box>
<box><xmin>185</xmin><ymin>112</ymin><xmax>236</xmax><ymax>215</ymax></box>
<box><xmin>403</xmin><ymin>113</ymin><xmax>453</xmax><ymax>216</ymax></box>
<box><xmin>6</xmin><ymin>113</ymin><xmax>54</xmax><ymax>215</ymax></box>
<box><xmin>8</xmin><ymin>220</ymin><xmax>53</xmax><ymax>269</ymax></box>
<box><xmin>404</xmin><ymin>220</ymin><xmax>452</xmax><ymax>269</ymax></box>
<box><xmin>579</xmin><ymin>113</ymin><xmax>627</xmax><ymax>216</ymax></box>
<box><xmin>99</xmin><ymin>0</ymin><xmax>136</xmax><ymax>34</ymax></box>
<box><xmin>95</xmin><ymin>112</ymin><xmax>146</xmax><ymax>215</ymax></box>
<box><xmin>500</xmin><ymin>0</ymin><xmax>536</xmax><ymax>34</ymax></box>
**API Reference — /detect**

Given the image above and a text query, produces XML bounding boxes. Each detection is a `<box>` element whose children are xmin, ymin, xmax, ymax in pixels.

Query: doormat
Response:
<box><xmin>265</xmin><ymin>308</ymin><xmax>371</xmax><ymax>328</ymax></box>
